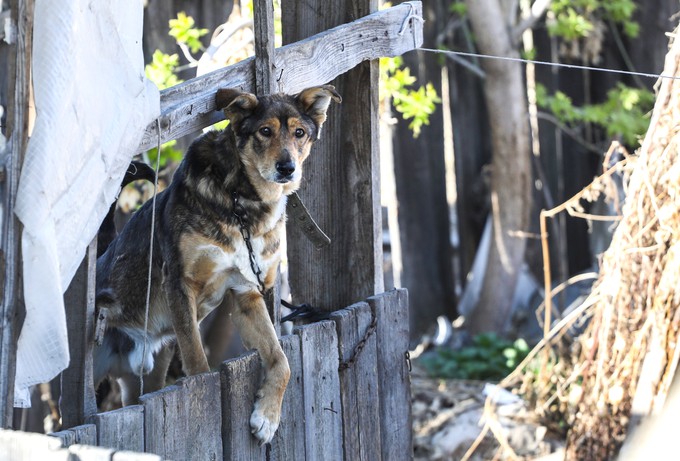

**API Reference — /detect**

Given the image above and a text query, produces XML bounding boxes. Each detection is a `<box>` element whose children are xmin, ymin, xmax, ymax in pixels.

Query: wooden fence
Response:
<box><xmin>1</xmin><ymin>1</ymin><xmax>422</xmax><ymax>459</ymax></box>
<box><xmin>1</xmin><ymin>290</ymin><xmax>410</xmax><ymax>461</ymax></box>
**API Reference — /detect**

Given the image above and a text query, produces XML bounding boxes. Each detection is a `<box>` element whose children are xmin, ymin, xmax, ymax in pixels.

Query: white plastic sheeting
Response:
<box><xmin>13</xmin><ymin>0</ymin><xmax>160</xmax><ymax>406</ymax></box>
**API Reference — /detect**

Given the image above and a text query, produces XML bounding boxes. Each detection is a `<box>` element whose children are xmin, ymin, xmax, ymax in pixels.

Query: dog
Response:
<box><xmin>93</xmin><ymin>85</ymin><xmax>341</xmax><ymax>444</ymax></box>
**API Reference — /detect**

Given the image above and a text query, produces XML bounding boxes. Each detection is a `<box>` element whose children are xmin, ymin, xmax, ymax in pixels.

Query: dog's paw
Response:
<box><xmin>250</xmin><ymin>401</ymin><xmax>280</xmax><ymax>445</ymax></box>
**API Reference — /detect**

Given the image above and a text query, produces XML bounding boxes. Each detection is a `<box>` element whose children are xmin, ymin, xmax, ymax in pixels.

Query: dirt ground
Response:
<box><xmin>411</xmin><ymin>366</ymin><xmax>565</xmax><ymax>461</ymax></box>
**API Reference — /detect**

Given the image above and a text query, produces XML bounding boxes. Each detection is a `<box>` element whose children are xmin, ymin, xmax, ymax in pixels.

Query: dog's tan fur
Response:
<box><xmin>93</xmin><ymin>85</ymin><xmax>341</xmax><ymax>444</ymax></box>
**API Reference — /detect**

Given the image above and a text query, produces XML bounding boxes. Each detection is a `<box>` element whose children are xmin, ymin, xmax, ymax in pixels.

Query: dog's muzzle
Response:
<box><xmin>274</xmin><ymin>161</ymin><xmax>296</xmax><ymax>183</ymax></box>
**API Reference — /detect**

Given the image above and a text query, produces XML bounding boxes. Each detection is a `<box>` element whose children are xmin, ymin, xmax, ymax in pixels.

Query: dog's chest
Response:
<box><xmin>179</xmin><ymin>197</ymin><xmax>286</xmax><ymax>317</ymax></box>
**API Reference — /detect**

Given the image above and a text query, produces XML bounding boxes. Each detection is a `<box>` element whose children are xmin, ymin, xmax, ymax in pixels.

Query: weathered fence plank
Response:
<box><xmin>140</xmin><ymin>384</ymin><xmax>186</xmax><ymax>459</ymax></box>
<box><xmin>0</xmin><ymin>0</ymin><xmax>34</xmax><ymax>428</ymax></box>
<box><xmin>136</xmin><ymin>2</ymin><xmax>423</xmax><ymax>152</ymax></box>
<box><xmin>50</xmin><ymin>423</ymin><xmax>97</xmax><ymax>447</ymax></box>
<box><xmin>369</xmin><ymin>289</ymin><xmax>412</xmax><ymax>460</ymax></box>
<box><xmin>61</xmin><ymin>238</ymin><xmax>98</xmax><ymax>429</ymax></box>
<box><xmin>331</xmin><ymin>303</ymin><xmax>381</xmax><ymax>461</ymax></box>
<box><xmin>283</xmin><ymin>0</ymin><xmax>386</xmax><ymax>311</ymax></box>
<box><xmin>111</xmin><ymin>451</ymin><xmax>162</xmax><ymax>461</ymax></box>
<box><xmin>67</xmin><ymin>444</ymin><xmax>114</xmax><ymax>461</ymax></box>
<box><xmin>0</xmin><ymin>429</ymin><xmax>68</xmax><ymax>460</ymax></box>
<box><xmin>92</xmin><ymin>405</ymin><xmax>145</xmax><ymax>453</ymax></box>
<box><xmin>269</xmin><ymin>334</ymin><xmax>305</xmax><ymax>460</ymax></box>
<box><xmin>180</xmin><ymin>372</ymin><xmax>223</xmax><ymax>461</ymax></box>
<box><xmin>297</xmin><ymin>321</ymin><xmax>343</xmax><ymax>460</ymax></box>
<box><xmin>221</xmin><ymin>352</ymin><xmax>265</xmax><ymax>460</ymax></box>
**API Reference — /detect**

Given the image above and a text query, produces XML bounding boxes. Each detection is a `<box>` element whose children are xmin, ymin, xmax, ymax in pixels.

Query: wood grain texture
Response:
<box><xmin>67</xmin><ymin>444</ymin><xmax>114</xmax><ymax>461</ymax></box>
<box><xmin>269</xmin><ymin>334</ymin><xmax>305</xmax><ymax>460</ymax></box>
<box><xmin>220</xmin><ymin>352</ymin><xmax>265</xmax><ymax>461</ymax></box>
<box><xmin>61</xmin><ymin>239</ymin><xmax>98</xmax><ymax>429</ymax></box>
<box><xmin>283</xmin><ymin>0</ymin><xmax>389</xmax><ymax>310</ymax></box>
<box><xmin>369</xmin><ymin>289</ymin><xmax>412</xmax><ymax>460</ymax></box>
<box><xmin>50</xmin><ymin>423</ymin><xmax>97</xmax><ymax>447</ymax></box>
<box><xmin>93</xmin><ymin>405</ymin><xmax>144</xmax><ymax>453</ymax></box>
<box><xmin>140</xmin><ymin>384</ymin><xmax>187</xmax><ymax>459</ymax></box>
<box><xmin>0</xmin><ymin>429</ymin><xmax>68</xmax><ymax>461</ymax></box>
<box><xmin>253</xmin><ymin>0</ymin><xmax>276</xmax><ymax>95</ymax></box>
<box><xmin>136</xmin><ymin>2</ymin><xmax>423</xmax><ymax>152</ymax></box>
<box><xmin>179</xmin><ymin>372</ymin><xmax>223</xmax><ymax>461</ymax></box>
<box><xmin>0</xmin><ymin>0</ymin><xmax>33</xmax><ymax>428</ymax></box>
<box><xmin>297</xmin><ymin>321</ymin><xmax>343</xmax><ymax>460</ymax></box>
<box><xmin>111</xmin><ymin>451</ymin><xmax>162</xmax><ymax>461</ymax></box>
<box><xmin>330</xmin><ymin>303</ymin><xmax>381</xmax><ymax>461</ymax></box>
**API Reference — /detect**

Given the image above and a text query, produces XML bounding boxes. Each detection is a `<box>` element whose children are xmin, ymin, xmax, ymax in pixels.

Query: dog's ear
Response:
<box><xmin>215</xmin><ymin>88</ymin><xmax>258</xmax><ymax>131</ymax></box>
<box><xmin>296</xmin><ymin>85</ymin><xmax>342</xmax><ymax>139</ymax></box>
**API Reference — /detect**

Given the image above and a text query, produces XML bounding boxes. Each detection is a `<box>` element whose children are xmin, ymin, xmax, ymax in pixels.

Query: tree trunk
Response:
<box><xmin>463</xmin><ymin>0</ymin><xmax>532</xmax><ymax>334</ymax></box>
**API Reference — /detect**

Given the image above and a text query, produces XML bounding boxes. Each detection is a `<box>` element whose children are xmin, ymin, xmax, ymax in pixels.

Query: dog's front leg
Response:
<box><xmin>169</xmin><ymin>288</ymin><xmax>210</xmax><ymax>376</ymax></box>
<box><xmin>232</xmin><ymin>289</ymin><xmax>291</xmax><ymax>445</ymax></box>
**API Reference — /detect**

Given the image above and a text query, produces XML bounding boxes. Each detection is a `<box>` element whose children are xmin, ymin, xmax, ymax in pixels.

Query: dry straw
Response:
<box><xmin>464</xmin><ymin>29</ymin><xmax>680</xmax><ymax>461</ymax></box>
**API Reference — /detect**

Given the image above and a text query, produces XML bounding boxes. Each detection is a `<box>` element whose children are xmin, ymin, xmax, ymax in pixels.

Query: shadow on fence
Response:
<box><xmin>1</xmin><ymin>289</ymin><xmax>411</xmax><ymax>461</ymax></box>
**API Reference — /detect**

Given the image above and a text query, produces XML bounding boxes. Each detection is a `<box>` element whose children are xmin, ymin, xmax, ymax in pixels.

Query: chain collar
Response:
<box><xmin>231</xmin><ymin>191</ymin><xmax>266</xmax><ymax>295</ymax></box>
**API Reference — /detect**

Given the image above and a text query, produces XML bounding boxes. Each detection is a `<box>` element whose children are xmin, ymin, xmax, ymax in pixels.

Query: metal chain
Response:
<box><xmin>231</xmin><ymin>192</ymin><xmax>376</xmax><ymax>372</ymax></box>
<box><xmin>231</xmin><ymin>191</ymin><xmax>266</xmax><ymax>295</ymax></box>
<box><xmin>338</xmin><ymin>311</ymin><xmax>377</xmax><ymax>372</ymax></box>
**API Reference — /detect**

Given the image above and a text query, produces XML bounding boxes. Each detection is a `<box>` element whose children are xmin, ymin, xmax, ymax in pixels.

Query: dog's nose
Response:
<box><xmin>276</xmin><ymin>161</ymin><xmax>296</xmax><ymax>177</ymax></box>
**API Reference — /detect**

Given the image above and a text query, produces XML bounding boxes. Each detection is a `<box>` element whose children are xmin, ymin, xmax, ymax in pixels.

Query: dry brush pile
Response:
<box><xmin>470</xmin><ymin>28</ymin><xmax>680</xmax><ymax>461</ymax></box>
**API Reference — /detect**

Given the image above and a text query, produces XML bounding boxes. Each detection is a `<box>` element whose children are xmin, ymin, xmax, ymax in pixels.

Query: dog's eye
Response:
<box><xmin>294</xmin><ymin>128</ymin><xmax>305</xmax><ymax>138</ymax></box>
<box><xmin>259</xmin><ymin>127</ymin><xmax>272</xmax><ymax>137</ymax></box>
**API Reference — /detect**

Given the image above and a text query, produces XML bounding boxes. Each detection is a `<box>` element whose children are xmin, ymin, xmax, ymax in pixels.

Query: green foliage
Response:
<box><xmin>449</xmin><ymin>1</ymin><xmax>467</xmax><ymax>16</ymax></box>
<box><xmin>418</xmin><ymin>333</ymin><xmax>530</xmax><ymax>381</ymax></box>
<box><xmin>169</xmin><ymin>12</ymin><xmax>209</xmax><ymax>54</ymax></box>
<box><xmin>146</xmin><ymin>139</ymin><xmax>184</xmax><ymax>170</ymax></box>
<box><xmin>549</xmin><ymin>0</ymin><xmax>638</xmax><ymax>39</ymax></box>
<box><xmin>380</xmin><ymin>56</ymin><xmax>441</xmax><ymax>138</ymax></box>
<box><xmin>145</xmin><ymin>50</ymin><xmax>182</xmax><ymax>90</ymax></box>
<box><xmin>536</xmin><ymin>83</ymin><xmax>654</xmax><ymax>146</ymax></box>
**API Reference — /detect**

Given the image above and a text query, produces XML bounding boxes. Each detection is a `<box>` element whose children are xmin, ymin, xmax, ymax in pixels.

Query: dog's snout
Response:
<box><xmin>275</xmin><ymin>161</ymin><xmax>296</xmax><ymax>177</ymax></box>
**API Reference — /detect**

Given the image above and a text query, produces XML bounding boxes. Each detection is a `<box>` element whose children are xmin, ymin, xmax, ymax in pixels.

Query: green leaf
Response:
<box><xmin>169</xmin><ymin>12</ymin><xmax>208</xmax><ymax>54</ymax></box>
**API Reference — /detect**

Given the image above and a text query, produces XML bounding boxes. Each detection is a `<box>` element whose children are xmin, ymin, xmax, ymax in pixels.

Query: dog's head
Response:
<box><xmin>215</xmin><ymin>86</ymin><xmax>341</xmax><ymax>190</ymax></box>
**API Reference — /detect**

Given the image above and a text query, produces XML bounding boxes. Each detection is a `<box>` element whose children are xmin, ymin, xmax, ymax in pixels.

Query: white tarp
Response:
<box><xmin>13</xmin><ymin>0</ymin><xmax>160</xmax><ymax>406</ymax></box>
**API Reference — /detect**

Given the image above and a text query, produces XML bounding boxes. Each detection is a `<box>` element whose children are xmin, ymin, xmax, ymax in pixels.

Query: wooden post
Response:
<box><xmin>282</xmin><ymin>0</ymin><xmax>384</xmax><ymax>311</ymax></box>
<box><xmin>0</xmin><ymin>0</ymin><xmax>34</xmax><ymax>429</ymax></box>
<box><xmin>253</xmin><ymin>0</ymin><xmax>281</xmax><ymax>334</ymax></box>
<box><xmin>60</xmin><ymin>239</ymin><xmax>98</xmax><ymax>429</ymax></box>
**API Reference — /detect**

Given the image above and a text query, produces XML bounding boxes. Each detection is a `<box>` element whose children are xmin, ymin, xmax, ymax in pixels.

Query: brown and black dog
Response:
<box><xmin>93</xmin><ymin>85</ymin><xmax>341</xmax><ymax>444</ymax></box>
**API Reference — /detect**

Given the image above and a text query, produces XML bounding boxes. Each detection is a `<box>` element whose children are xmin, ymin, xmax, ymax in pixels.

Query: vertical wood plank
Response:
<box><xmin>1</xmin><ymin>429</ymin><xmax>69</xmax><ymax>460</ymax></box>
<box><xmin>253</xmin><ymin>0</ymin><xmax>281</xmax><ymax>336</ymax></box>
<box><xmin>92</xmin><ymin>405</ymin><xmax>145</xmax><ymax>453</ymax></box>
<box><xmin>112</xmin><ymin>451</ymin><xmax>161</xmax><ymax>461</ymax></box>
<box><xmin>180</xmin><ymin>372</ymin><xmax>222</xmax><ymax>461</ymax></box>
<box><xmin>297</xmin><ymin>321</ymin><xmax>342</xmax><ymax>460</ymax></box>
<box><xmin>269</xmin><ymin>334</ymin><xmax>305</xmax><ymax>460</ymax></box>
<box><xmin>61</xmin><ymin>238</ymin><xmax>98</xmax><ymax>429</ymax></box>
<box><xmin>253</xmin><ymin>0</ymin><xmax>276</xmax><ymax>95</ymax></box>
<box><xmin>331</xmin><ymin>303</ymin><xmax>381</xmax><ymax>461</ymax></box>
<box><xmin>141</xmin><ymin>384</ymin><xmax>186</xmax><ymax>459</ymax></box>
<box><xmin>369</xmin><ymin>289</ymin><xmax>412</xmax><ymax>461</ymax></box>
<box><xmin>67</xmin><ymin>444</ymin><xmax>114</xmax><ymax>461</ymax></box>
<box><xmin>0</xmin><ymin>0</ymin><xmax>34</xmax><ymax>428</ymax></box>
<box><xmin>220</xmin><ymin>352</ymin><xmax>265</xmax><ymax>461</ymax></box>
<box><xmin>49</xmin><ymin>423</ymin><xmax>97</xmax><ymax>447</ymax></box>
<box><xmin>283</xmin><ymin>0</ymin><xmax>383</xmax><ymax>312</ymax></box>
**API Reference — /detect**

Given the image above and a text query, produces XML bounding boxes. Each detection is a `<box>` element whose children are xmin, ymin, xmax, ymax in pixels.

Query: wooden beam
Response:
<box><xmin>283</xmin><ymin>0</ymin><xmax>401</xmax><ymax>309</ymax></box>
<box><xmin>253</xmin><ymin>0</ymin><xmax>282</xmax><ymax>335</ymax></box>
<box><xmin>0</xmin><ymin>0</ymin><xmax>33</xmax><ymax>428</ymax></box>
<box><xmin>253</xmin><ymin>0</ymin><xmax>276</xmax><ymax>95</ymax></box>
<box><xmin>60</xmin><ymin>239</ymin><xmax>98</xmax><ymax>429</ymax></box>
<box><xmin>136</xmin><ymin>2</ymin><xmax>423</xmax><ymax>152</ymax></box>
